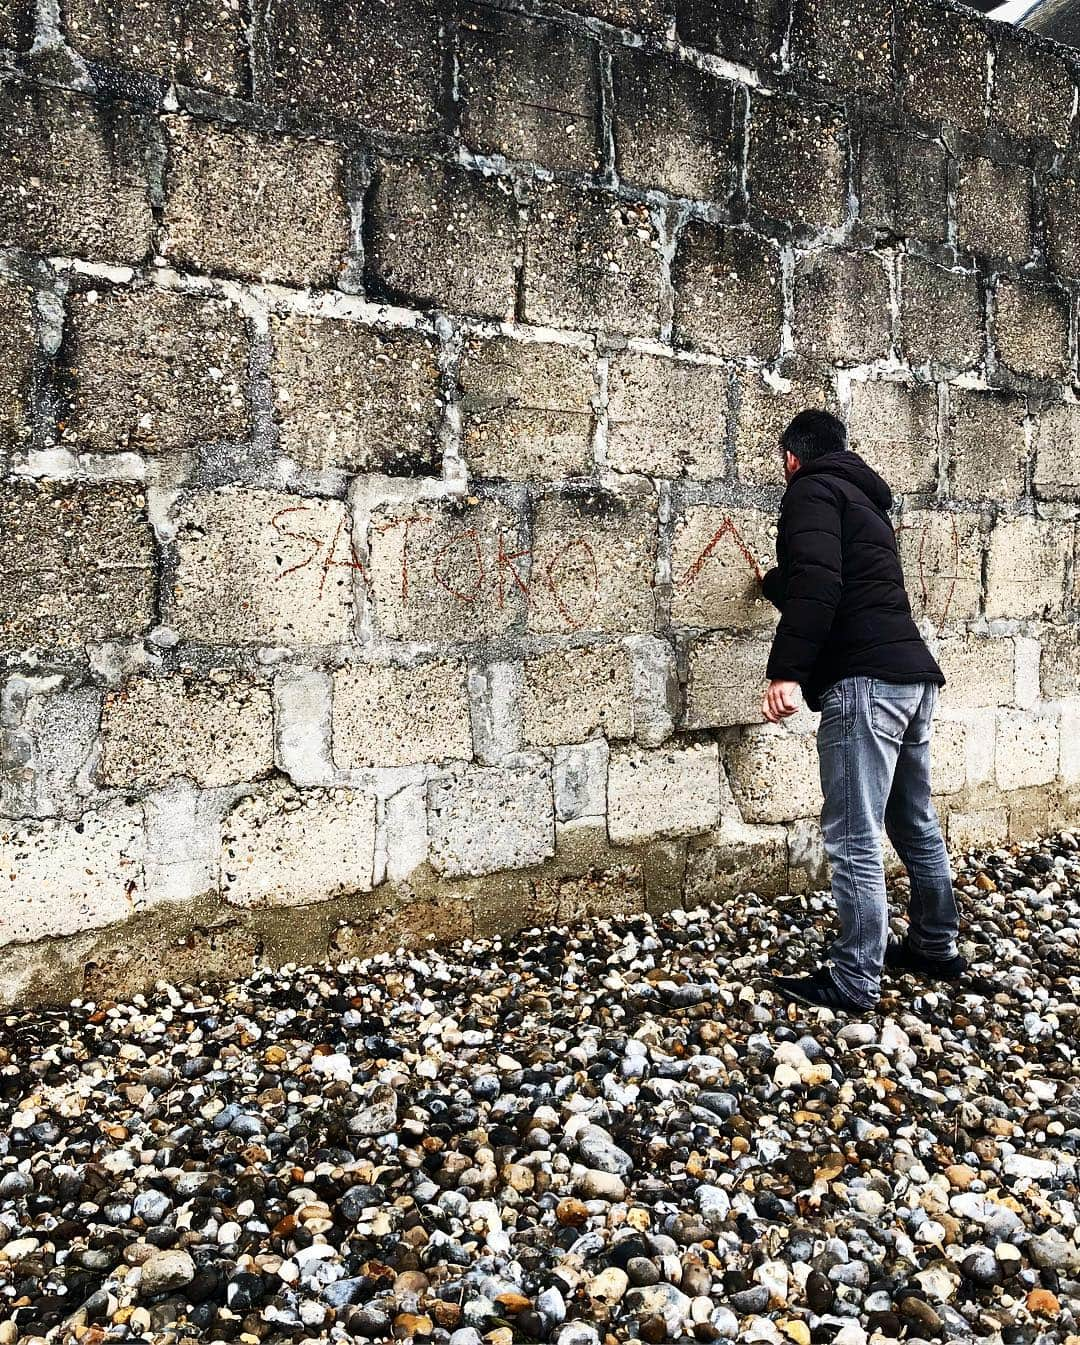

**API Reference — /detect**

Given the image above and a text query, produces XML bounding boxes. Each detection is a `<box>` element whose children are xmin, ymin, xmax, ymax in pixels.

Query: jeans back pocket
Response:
<box><xmin>869</xmin><ymin>679</ymin><xmax>925</xmax><ymax>742</ymax></box>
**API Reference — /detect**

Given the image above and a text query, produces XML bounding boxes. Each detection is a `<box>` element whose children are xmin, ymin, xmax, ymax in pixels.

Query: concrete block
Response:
<box><xmin>468</xmin><ymin>658</ymin><xmax>522</xmax><ymax>762</ymax></box>
<box><xmin>945</xmin><ymin>389</ymin><xmax>1026</xmax><ymax>501</ymax></box>
<box><xmin>938</xmin><ymin>707</ymin><xmax>995</xmax><ymax>785</ymax></box>
<box><xmin>859</xmin><ymin>126</ymin><xmax>948</xmax><ymax>241</ymax></box>
<box><xmin>0</xmin><ymin>84</ymin><xmax>153</xmax><ymax>264</ymax></box>
<box><xmin>263</xmin><ymin>0</ymin><xmax>440</xmax><ymax>135</ymax></box>
<box><xmin>675</xmin><ymin>0</ymin><xmax>786</xmax><ymax>67</ymax></box>
<box><xmin>142</xmin><ymin>779</ymin><xmax>220</xmax><ymax>906</ymax></box>
<box><xmin>366</xmin><ymin>496</ymin><xmax>522</xmax><ymax>641</ymax></box>
<box><xmin>789</xmin><ymin>0</ymin><xmax>893</xmax><ymax>93</ymax></box>
<box><xmin>221</xmin><ymin>784</ymin><xmax>377</xmax><ymax>906</ymax></box>
<box><xmin>332</xmin><ymin>659</ymin><xmax>472</xmax><ymax>767</ymax></box>
<box><xmin>613</xmin><ymin>49</ymin><xmax>737</xmax><ymax>202</ymax></box>
<box><xmin>673</xmin><ymin>222</ymin><xmax>783</xmax><ymax>360</ymax></box>
<box><xmin>383</xmin><ymin>782</ymin><xmax>429</xmax><ymax>882</ymax></box>
<box><xmin>847</xmin><ymin>380</ymin><xmax>938</xmax><ymax>494</ymax></box>
<box><xmin>627</xmin><ymin>635</ymin><xmax>677</xmax><ymax>746</ymax></box>
<box><xmin>1</xmin><ymin>803</ymin><xmax>144</xmax><ymax>944</ymax></box>
<box><xmin>65</xmin><ymin>287</ymin><xmax>250</xmax><ymax>455</ymax></box>
<box><xmin>554</xmin><ymin>738</ymin><xmax>608</xmax><ymax>821</ymax></box>
<box><xmin>956</xmin><ymin>158</ymin><xmax>1033</xmax><ymax>264</ymax></box>
<box><xmin>670</xmin><ymin>504</ymin><xmax>775</xmax><ymax>629</ymax></box>
<box><xmin>368</xmin><ymin>159</ymin><xmax>519</xmax><ymax>322</ymax></box>
<box><xmin>63</xmin><ymin>0</ymin><xmax>247</xmax><ymax>94</ymax></box>
<box><xmin>995</xmin><ymin>710</ymin><xmax>1059</xmax><ymax>790</ymax></box>
<box><xmin>1061</xmin><ymin>703</ymin><xmax>1080</xmax><ymax>785</ymax></box>
<box><xmin>793</xmin><ymin>250</ymin><xmax>891</xmax><ymax>364</ymax></box>
<box><xmin>1014</xmin><ymin>633</ymin><xmax>1041</xmax><ymax>709</ymax></box>
<box><xmin>684</xmin><ymin>632</ymin><xmax>770</xmax><ymax>729</ymax></box>
<box><xmin>606</xmin><ymin>351</ymin><xmax>728</xmax><ymax>479</ymax></box>
<box><xmin>993</xmin><ymin>278</ymin><xmax>1072</xmax><ymax>381</ymax></box>
<box><xmin>270</xmin><ymin>314</ymin><xmax>439</xmax><ymax>475</ymax></box>
<box><xmin>1007</xmin><ymin>785</ymin><xmax>1052</xmax><ymax>843</ymax></box>
<box><xmin>459</xmin><ymin>5</ymin><xmax>599</xmax><ymax>171</ymax></box>
<box><xmin>459</xmin><ymin>337</ymin><xmax>594</xmax><ymax>481</ymax></box>
<box><xmin>523</xmin><ymin>182</ymin><xmax>662</xmax><ymax>337</ymax></box>
<box><xmin>929</xmin><ymin>717</ymin><xmax>967</xmax><ymax>794</ymax></box>
<box><xmin>521</xmin><ymin>644</ymin><xmax>634</xmax><ymax>747</ymax></box>
<box><xmin>0</xmin><ymin>273</ymin><xmax>36</xmax><ymax>449</ymax></box>
<box><xmin>947</xmin><ymin>806</ymin><xmax>1008</xmax><ymax>851</ymax></box>
<box><xmin>900</xmin><ymin>258</ymin><xmax>984</xmax><ymax>373</ymax></box>
<box><xmin>100</xmin><ymin>674</ymin><xmax>274</xmax><ymax>788</ymax></box>
<box><xmin>1045</xmin><ymin>177</ymin><xmax>1080</xmax><ymax>281</ymax></box>
<box><xmin>734</xmin><ymin>367</ymin><xmax>837</xmax><ymax>486</ymax></box>
<box><xmin>1035</xmin><ymin>402</ymin><xmax>1080</xmax><ymax>502</ymax></box>
<box><xmin>985</xmin><ymin>514</ymin><xmax>1070</xmax><ymax>620</ymax></box>
<box><xmin>164</xmin><ymin>117</ymin><xmax>349</xmax><ymax>288</ymax></box>
<box><xmin>747</xmin><ymin>94</ymin><xmax>847</xmax><ymax>230</ymax></box>
<box><xmin>0</xmin><ymin>679</ymin><xmax>101</xmax><ymax>819</ymax></box>
<box><xmin>897</xmin><ymin>509</ymin><xmax>983</xmax><ymax>624</ymax></box>
<box><xmin>937</xmin><ymin>633</ymin><xmax>1014</xmax><ymax>709</ymax></box>
<box><xmin>722</xmin><ymin>727</ymin><xmax>822</xmax><ymax>824</ymax></box>
<box><xmin>898</xmin><ymin>0</ymin><xmax>989</xmax><ymax>133</ymax></box>
<box><xmin>172</xmin><ymin>489</ymin><xmax>354</xmax><ymax>645</ymax></box>
<box><xmin>608</xmin><ymin>741</ymin><xmax>720</xmax><ymax>843</ymax></box>
<box><xmin>528</xmin><ymin>483</ymin><xmax>657</xmax><ymax>636</ymax></box>
<box><xmin>427</xmin><ymin>763</ymin><xmax>554</xmax><ymax>877</ymax></box>
<box><xmin>991</xmin><ymin>31</ymin><xmax>1075</xmax><ymax>147</ymax></box>
<box><xmin>0</xmin><ymin>481</ymin><xmax>155</xmax><ymax>653</ymax></box>
<box><xmin>685</xmin><ymin>816</ymin><xmax>788</xmax><ymax>902</ymax></box>
<box><xmin>273</xmin><ymin>666</ymin><xmax>334</xmax><ymax>786</ymax></box>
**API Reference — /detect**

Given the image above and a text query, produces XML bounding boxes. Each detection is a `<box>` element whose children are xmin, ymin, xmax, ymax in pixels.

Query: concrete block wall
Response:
<box><xmin>1</xmin><ymin>0</ymin><xmax>1079</xmax><ymax>1004</ymax></box>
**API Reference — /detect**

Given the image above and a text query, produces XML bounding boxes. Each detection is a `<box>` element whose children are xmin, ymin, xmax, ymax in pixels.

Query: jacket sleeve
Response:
<box><xmin>761</xmin><ymin>566</ymin><xmax>785</xmax><ymax>611</ymax></box>
<box><xmin>766</xmin><ymin>478</ymin><xmax>844</xmax><ymax>684</ymax></box>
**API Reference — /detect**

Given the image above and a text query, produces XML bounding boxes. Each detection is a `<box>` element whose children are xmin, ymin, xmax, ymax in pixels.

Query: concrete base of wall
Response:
<box><xmin>5</xmin><ymin>781</ymin><xmax>1074</xmax><ymax>1008</ymax></box>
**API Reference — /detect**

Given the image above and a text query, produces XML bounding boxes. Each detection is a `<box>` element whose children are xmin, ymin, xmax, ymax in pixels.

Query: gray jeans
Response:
<box><xmin>817</xmin><ymin>676</ymin><xmax>959</xmax><ymax>1006</ymax></box>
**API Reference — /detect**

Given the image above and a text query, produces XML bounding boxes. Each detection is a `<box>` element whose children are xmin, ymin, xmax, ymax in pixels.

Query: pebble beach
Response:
<box><xmin>2</xmin><ymin>832</ymin><xmax>1079</xmax><ymax>1345</ymax></box>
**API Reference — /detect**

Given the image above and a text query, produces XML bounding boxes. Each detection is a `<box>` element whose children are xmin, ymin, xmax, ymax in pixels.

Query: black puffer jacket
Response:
<box><xmin>762</xmin><ymin>450</ymin><xmax>945</xmax><ymax>711</ymax></box>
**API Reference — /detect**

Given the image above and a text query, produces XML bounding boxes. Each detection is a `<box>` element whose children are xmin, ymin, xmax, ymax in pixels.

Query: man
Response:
<box><xmin>760</xmin><ymin>409</ymin><xmax>965</xmax><ymax>1013</ymax></box>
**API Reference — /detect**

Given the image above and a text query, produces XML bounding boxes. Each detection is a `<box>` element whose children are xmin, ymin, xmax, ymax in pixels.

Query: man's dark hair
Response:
<box><xmin>781</xmin><ymin>409</ymin><xmax>848</xmax><ymax>464</ymax></box>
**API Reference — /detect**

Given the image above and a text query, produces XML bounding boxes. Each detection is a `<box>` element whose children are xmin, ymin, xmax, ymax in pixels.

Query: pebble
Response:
<box><xmin>0</xmin><ymin>830</ymin><xmax>1077</xmax><ymax>1343</ymax></box>
<box><xmin>575</xmin><ymin>1169</ymin><xmax>626</xmax><ymax>1202</ymax></box>
<box><xmin>1028</xmin><ymin>1228</ymin><xmax>1080</xmax><ymax>1271</ymax></box>
<box><xmin>139</xmin><ymin>1248</ymin><xmax>196</xmax><ymax>1296</ymax></box>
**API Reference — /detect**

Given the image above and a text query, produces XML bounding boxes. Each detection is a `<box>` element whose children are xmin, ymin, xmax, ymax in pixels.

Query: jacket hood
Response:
<box><xmin>788</xmin><ymin>450</ymin><xmax>893</xmax><ymax>513</ymax></box>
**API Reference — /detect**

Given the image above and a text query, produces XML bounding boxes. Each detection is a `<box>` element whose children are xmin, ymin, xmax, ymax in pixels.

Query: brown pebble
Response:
<box><xmin>641</xmin><ymin>1313</ymin><xmax>668</xmax><ymax>1343</ymax></box>
<box><xmin>1027</xmin><ymin>1289</ymin><xmax>1060</xmax><ymax>1318</ymax></box>
<box><xmin>556</xmin><ymin>1197</ymin><xmax>589</xmax><ymax>1227</ymax></box>
<box><xmin>495</xmin><ymin>1292</ymin><xmax>532</xmax><ymax>1314</ymax></box>
<box><xmin>430</xmin><ymin>1300</ymin><xmax>461</xmax><ymax>1329</ymax></box>
<box><xmin>392</xmin><ymin>1312</ymin><xmax>433</xmax><ymax>1337</ymax></box>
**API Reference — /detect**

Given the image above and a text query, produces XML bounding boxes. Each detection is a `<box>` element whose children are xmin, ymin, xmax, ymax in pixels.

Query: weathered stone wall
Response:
<box><xmin>1</xmin><ymin>0</ymin><xmax>1079</xmax><ymax>1005</ymax></box>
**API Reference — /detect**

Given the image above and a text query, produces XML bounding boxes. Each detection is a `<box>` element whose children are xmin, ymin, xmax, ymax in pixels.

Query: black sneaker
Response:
<box><xmin>771</xmin><ymin>964</ymin><xmax>870</xmax><ymax>1014</ymax></box>
<box><xmin>885</xmin><ymin>935</ymin><xmax>967</xmax><ymax>982</ymax></box>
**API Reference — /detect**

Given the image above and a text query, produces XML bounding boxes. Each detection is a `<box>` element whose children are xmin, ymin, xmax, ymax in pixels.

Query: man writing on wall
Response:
<box><xmin>759</xmin><ymin>410</ymin><xmax>966</xmax><ymax>1013</ymax></box>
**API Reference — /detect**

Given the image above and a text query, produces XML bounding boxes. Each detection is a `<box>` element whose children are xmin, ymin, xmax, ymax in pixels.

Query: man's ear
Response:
<box><xmin>785</xmin><ymin>450</ymin><xmax>800</xmax><ymax>475</ymax></box>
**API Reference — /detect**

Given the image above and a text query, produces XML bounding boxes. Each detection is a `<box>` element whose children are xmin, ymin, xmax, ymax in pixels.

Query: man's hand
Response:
<box><xmin>762</xmin><ymin>679</ymin><xmax>801</xmax><ymax>723</ymax></box>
